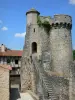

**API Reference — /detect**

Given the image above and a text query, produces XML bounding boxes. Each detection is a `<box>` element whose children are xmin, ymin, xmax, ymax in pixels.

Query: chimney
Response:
<box><xmin>1</xmin><ymin>44</ymin><xmax>6</xmax><ymax>52</ymax></box>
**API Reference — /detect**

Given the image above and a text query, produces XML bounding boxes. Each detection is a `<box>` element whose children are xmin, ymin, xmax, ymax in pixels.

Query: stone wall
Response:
<box><xmin>21</xmin><ymin>57</ymin><xmax>32</xmax><ymax>92</ymax></box>
<box><xmin>69</xmin><ymin>61</ymin><xmax>75</xmax><ymax>100</ymax></box>
<box><xmin>31</xmin><ymin>56</ymin><xmax>69</xmax><ymax>100</ymax></box>
<box><xmin>50</xmin><ymin>28</ymin><xmax>72</xmax><ymax>77</ymax></box>
<box><xmin>0</xmin><ymin>65</ymin><xmax>11</xmax><ymax>100</ymax></box>
<box><xmin>21</xmin><ymin>8</ymin><xmax>73</xmax><ymax>100</ymax></box>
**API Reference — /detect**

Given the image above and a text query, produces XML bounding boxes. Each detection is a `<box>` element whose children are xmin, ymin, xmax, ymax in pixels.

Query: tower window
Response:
<box><xmin>32</xmin><ymin>42</ymin><xmax>37</xmax><ymax>53</ymax></box>
<box><xmin>48</xmin><ymin>93</ymin><xmax>49</xmax><ymax>97</ymax></box>
<box><xmin>34</xmin><ymin>28</ymin><xmax>35</xmax><ymax>32</ymax></box>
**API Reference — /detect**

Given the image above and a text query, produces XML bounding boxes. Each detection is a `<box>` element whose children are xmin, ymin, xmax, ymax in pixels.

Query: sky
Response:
<box><xmin>0</xmin><ymin>0</ymin><xmax>75</xmax><ymax>50</ymax></box>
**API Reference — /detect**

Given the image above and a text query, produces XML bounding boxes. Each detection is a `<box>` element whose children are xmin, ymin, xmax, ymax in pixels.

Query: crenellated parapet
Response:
<box><xmin>21</xmin><ymin>8</ymin><xmax>73</xmax><ymax>100</ymax></box>
<box><xmin>50</xmin><ymin>22</ymin><xmax>72</xmax><ymax>29</ymax></box>
<box><xmin>54</xmin><ymin>15</ymin><xmax>72</xmax><ymax>24</ymax></box>
<box><xmin>38</xmin><ymin>14</ymin><xmax>72</xmax><ymax>31</ymax></box>
<box><xmin>50</xmin><ymin>15</ymin><xmax>72</xmax><ymax>29</ymax></box>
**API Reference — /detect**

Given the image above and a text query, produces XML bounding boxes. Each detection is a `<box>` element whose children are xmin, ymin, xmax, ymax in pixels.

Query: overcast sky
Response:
<box><xmin>0</xmin><ymin>0</ymin><xmax>75</xmax><ymax>50</ymax></box>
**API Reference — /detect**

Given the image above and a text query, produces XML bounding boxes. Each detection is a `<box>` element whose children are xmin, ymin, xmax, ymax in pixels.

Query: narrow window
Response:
<box><xmin>32</xmin><ymin>42</ymin><xmax>37</xmax><ymax>53</ymax></box>
<box><xmin>48</xmin><ymin>93</ymin><xmax>49</xmax><ymax>97</ymax></box>
<box><xmin>15</xmin><ymin>60</ymin><xmax>18</xmax><ymax>64</ymax></box>
<box><xmin>34</xmin><ymin>28</ymin><xmax>35</xmax><ymax>32</ymax></box>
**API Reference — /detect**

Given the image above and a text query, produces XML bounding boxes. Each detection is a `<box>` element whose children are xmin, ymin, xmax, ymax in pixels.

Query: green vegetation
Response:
<box><xmin>37</xmin><ymin>16</ymin><xmax>51</xmax><ymax>33</ymax></box>
<box><xmin>37</xmin><ymin>16</ymin><xmax>42</xmax><ymax>27</ymax></box>
<box><xmin>73</xmin><ymin>50</ymin><xmax>75</xmax><ymax>60</ymax></box>
<box><xmin>42</xmin><ymin>21</ymin><xmax>51</xmax><ymax>33</ymax></box>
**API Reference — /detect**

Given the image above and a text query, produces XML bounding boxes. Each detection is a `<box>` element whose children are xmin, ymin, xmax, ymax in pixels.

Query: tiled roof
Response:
<box><xmin>0</xmin><ymin>50</ymin><xmax>23</xmax><ymax>57</ymax></box>
<box><xmin>26</xmin><ymin>8</ymin><xmax>40</xmax><ymax>15</ymax></box>
<box><xmin>29</xmin><ymin>8</ymin><xmax>37</xmax><ymax>11</ymax></box>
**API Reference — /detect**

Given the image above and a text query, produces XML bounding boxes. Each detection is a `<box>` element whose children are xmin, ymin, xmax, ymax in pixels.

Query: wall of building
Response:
<box><xmin>21</xmin><ymin>8</ymin><xmax>73</xmax><ymax>100</ymax></box>
<box><xmin>0</xmin><ymin>56</ymin><xmax>21</xmax><ymax>88</ymax></box>
<box><xmin>0</xmin><ymin>56</ymin><xmax>21</xmax><ymax>68</ymax></box>
<box><xmin>0</xmin><ymin>67</ymin><xmax>10</xmax><ymax>100</ymax></box>
<box><xmin>0</xmin><ymin>57</ymin><xmax>21</xmax><ymax>75</ymax></box>
<box><xmin>21</xmin><ymin>57</ymin><xmax>32</xmax><ymax>92</ymax></box>
<box><xmin>50</xmin><ymin>15</ymin><xmax>72</xmax><ymax>78</ymax></box>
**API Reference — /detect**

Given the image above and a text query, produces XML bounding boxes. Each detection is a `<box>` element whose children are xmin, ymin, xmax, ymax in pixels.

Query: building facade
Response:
<box><xmin>0</xmin><ymin>44</ymin><xmax>22</xmax><ymax>85</ymax></box>
<box><xmin>21</xmin><ymin>8</ymin><xmax>75</xmax><ymax>100</ymax></box>
<box><xmin>0</xmin><ymin>64</ymin><xmax>12</xmax><ymax>100</ymax></box>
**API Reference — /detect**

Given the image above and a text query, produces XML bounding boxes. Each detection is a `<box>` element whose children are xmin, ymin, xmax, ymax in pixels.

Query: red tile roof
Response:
<box><xmin>0</xmin><ymin>50</ymin><xmax>23</xmax><ymax>57</ymax></box>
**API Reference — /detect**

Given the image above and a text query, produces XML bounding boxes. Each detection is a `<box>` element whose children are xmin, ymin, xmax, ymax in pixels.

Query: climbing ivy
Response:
<box><xmin>37</xmin><ymin>16</ymin><xmax>51</xmax><ymax>33</ymax></box>
<box><xmin>37</xmin><ymin>16</ymin><xmax>42</xmax><ymax>27</ymax></box>
<box><xmin>42</xmin><ymin>21</ymin><xmax>51</xmax><ymax>33</ymax></box>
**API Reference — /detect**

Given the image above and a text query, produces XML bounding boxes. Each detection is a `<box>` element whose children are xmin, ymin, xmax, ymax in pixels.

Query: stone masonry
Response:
<box><xmin>0</xmin><ymin>64</ymin><xmax>12</xmax><ymax>100</ymax></box>
<box><xmin>21</xmin><ymin>8</ymin><xmax>74</xmax><ymax>100</ymax></box>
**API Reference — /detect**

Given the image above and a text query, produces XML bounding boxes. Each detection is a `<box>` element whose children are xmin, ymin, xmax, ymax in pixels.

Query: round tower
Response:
<box><xmin>50</xmin><ymin>15</ymin><xmax>72</xmax><ymax>77</ymax></box>
<box><xmin>25</xmin><ymin>8</ymin><xmax>41</xmax><ymax>58</ymax></box>
<box><xmin>26</xmin><ymin>8</ymin><xmax>40</xmax><ymax>25</ymax></box>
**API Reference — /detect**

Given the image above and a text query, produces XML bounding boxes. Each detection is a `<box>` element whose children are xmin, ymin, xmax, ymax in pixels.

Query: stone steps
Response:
<box><xmin>42</xmin><ymin>76</ymin><xmax>57</xmax><ymax>99</ymax></box>
<box><xmin>38</xmin><ymin>68</ymin><xmax>58</xmax><ymax>100</ymax></box>
<box><xmin>32</xmin><ymin>57</ymin><xmax>58</xmax><ymax>100</ymax></box>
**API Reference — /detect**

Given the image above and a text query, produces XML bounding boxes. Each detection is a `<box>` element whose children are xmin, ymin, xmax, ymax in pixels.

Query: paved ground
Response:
<box><xmin>10</xmin><ymin>88</ymin><xmax>36</xmax><ymax>100</ymax></box>
<box><xmin>10</xmin><ymin>84</ymin><xmax>21</xmax><ymax>100</ymax></box>
<box><xmin>10</xmin><ymin>88</ymin><xmax>21</xmax><ymax>100</ymax></box>
<box><xmin>10</xmin><ymin>84</ymin><xmax>38</xmax><ymax>100</ymax></box>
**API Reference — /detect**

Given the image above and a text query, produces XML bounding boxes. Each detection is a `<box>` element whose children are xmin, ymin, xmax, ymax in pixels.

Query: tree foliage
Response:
<box><xmin>37</xmin><ymin>16</ymin><xmax>51</xmax><ymax>33</ymax></box>
<box><xmin>73</xmin><ymin>50</ymin><xmax>75</xmax><ymax>60</ymax></box>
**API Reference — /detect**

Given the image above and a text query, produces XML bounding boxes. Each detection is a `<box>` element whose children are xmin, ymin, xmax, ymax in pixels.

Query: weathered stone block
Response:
<box><xmin>0</xmin><ymin>64</ymin><xmax>12</xmax><ymax>100</ymax></box>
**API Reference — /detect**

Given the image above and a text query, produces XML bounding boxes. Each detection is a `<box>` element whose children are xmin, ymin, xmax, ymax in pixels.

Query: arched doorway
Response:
<box><xmin>32</xmin><ymin>42</ymin><xmax>37</xmax><ymax>54</ymax></box>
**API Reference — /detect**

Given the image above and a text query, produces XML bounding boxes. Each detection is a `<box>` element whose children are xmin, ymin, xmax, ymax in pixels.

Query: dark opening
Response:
<box><xmin>7</xmin><ymin>59</ymin><xmax>11</xmax><ymax>64</ymax></box>
<box><xmin>15</xmin><ymin>60</ymin><xmax>18</xmax><ymax>64</ymax></box>
<box><xmin>34</xmin><ymin>28</ymin><xmax>35</xmax><ymax>32</ymax></box>
<box><xmin>32</xmin><ymin>42</ymin><xmax>37</xmax><ymax>53</ymax></box>
<box><xmin>48</xmin><ymin>92</ymin><xmax>50</xmax><ymax>98</ymax></box>
<box><xmin>64</xmin><ymin>23</ymin><xmax>66</xmax><ymax>27</ymax></box>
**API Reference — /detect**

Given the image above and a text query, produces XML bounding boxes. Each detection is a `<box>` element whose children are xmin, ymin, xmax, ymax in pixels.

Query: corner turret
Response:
<box><xmin>26</xmin><ymin>8</ymin><xmax>40</xmax><ymax>25</ymax></box>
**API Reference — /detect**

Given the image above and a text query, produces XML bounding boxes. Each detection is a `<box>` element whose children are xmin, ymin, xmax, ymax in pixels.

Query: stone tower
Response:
<box><xmin>50</xmin><ymin>15</ymin><xmax>73</xmax><ymax>78</ymax></box>
<box><xmin>21</xmin><ymin>8</ymin><xmax>73</xmax><ymax>100</ymax></box>
<box><xmin>24</xmin><ymin>8</ymin><xmax>41</xmax><ymax>57</ymax></box>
